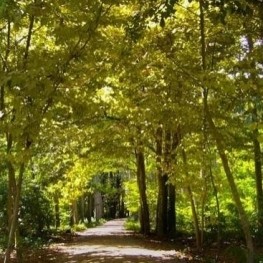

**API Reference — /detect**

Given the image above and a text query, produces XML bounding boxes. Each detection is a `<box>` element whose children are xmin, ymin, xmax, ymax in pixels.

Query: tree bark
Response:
<box><xmin>135</xmin><ymin>147</ymin><xmax>150</xmax><ymax>235</ymax></box>
<box><xmin>80</xmin><ymin>196</ymin><xmax>85</xmax><ymax>223</ymax></box>
<box><xmin>4</xmin><ymin>163</ymin><xmax>25</xmax><ymax>263</ymax></box>
<box><xmin>182</xmin><ymin>150</ymin><xmax>201</xmax><ymax>249</ymax></box>
<box><xmin>71</xmin><ymin>200</ymin><xmax>79</xmax><ymax>226</ymax></box>
<box><xmin>94</xmin><ymin>191</ymin><xmax>103</xmax><ymax>222</ymax></box>
<box><xmin>209</xmin><ymin>161</ymin><xmax>221</xmax><ymax>248</ymax></box>
<box><xmin>167</xmin><ymin>184</ymin><xmax>176</xmax><ymax>238</ymax></box>
<box><xmin>86</xmin><ymin>193</ymin><xmax>93</xmax><ymax>223</ymax></box>
<box><xmin>187</xmin><ymin>185</ymin><xmax>202</xmax><ymax>249</ymax></box>
<box><xmin>200</xmin><ymin>169</ymin><xmax>207</xmax><ymax>246</ymax></box>
<box><xmin>156</xmin><ymin>126</ymin><xmax>168</xmax><ymax>236</ymax></box>
<box><xmin>246</xmin><ymin>29</ymin><xmax>263</xmax><ymax>235</ymax></box>
<box><xmin>253</xmin><ymin>124</ymin><xmax>263</xmax><ymax>233</ymax></box>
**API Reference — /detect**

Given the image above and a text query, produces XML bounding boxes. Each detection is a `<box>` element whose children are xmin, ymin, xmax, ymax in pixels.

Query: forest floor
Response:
<box><xmin>2</xmin><ymin>218</ymin><xmax>260</xmax><ymax>262</ymax></box>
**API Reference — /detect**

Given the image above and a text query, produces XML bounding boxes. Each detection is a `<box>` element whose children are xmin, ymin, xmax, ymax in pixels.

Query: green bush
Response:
<box><xmin>124</xmin><ymin>217</ymin><xmax>140</xmax><ymax>232</ymax></box>
<box><xmin>20</xmin><ymin>184</ymin><xmax>53</xmax><ymax>237</ymax></box>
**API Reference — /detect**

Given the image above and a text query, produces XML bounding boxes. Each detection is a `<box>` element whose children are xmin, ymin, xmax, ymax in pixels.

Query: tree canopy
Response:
<box><xmin>0</xmin><ymin>0</ymin><xmax>262</xmax><ymax>262</ymax></box>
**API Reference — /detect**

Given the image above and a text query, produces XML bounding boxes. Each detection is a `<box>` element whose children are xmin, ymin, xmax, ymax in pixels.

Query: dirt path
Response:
<box><xmin>28</xmin><ymin>219</ymin><xmax>192</xmax><ymax>263</ymax></box>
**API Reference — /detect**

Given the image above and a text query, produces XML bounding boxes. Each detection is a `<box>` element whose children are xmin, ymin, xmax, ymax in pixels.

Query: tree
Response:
<box><xmin>0</xmin><ymin>1</ymin><xmax>120</xmax><ymax>261</ymax></box>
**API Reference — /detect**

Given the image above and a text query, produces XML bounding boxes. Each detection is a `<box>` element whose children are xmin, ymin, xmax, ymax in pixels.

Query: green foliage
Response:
<box><xmin>20</xmin><ymin>183</ymin><xmax>53</xmax><ymax>237</ymax></box>
<box><xmin>124</xmin><ymin>217</ymin><xmax>140</xmax><ymax>232</ymax></box>
<box><xmin>124</xmin><ymin>178</ymin><xmax>139</xmax><ymax>215</ymax></box>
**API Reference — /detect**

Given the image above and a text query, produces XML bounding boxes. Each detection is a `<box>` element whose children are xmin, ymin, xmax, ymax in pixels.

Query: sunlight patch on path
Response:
<box><xmin>60</xmin><ymin>243</ymin><xmax>180</xmax><ymax>258</ymax></box>
<box><xmin>57</xmin><ymin>243</ymin><xmax>189</xmax><ymax>263</ymax></box>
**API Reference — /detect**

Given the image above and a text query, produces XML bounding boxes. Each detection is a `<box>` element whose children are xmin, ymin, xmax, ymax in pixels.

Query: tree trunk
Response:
<box><xmin>80</xmin><ymin>195</ymin><xmax>85</xmax><ymax>223</ymax></box>
<box><xmin>168</xmin><ymin>130</ymin><xmax>181</xmax><ymax>238</ymax></box>
<box><xmin>209</xmin><ymin>161</ymin><xmax>221</xmax><ymax>248</ymax></box>
<box><xmin>4</xmin><ymin>163</ymin><xmax>25</xmax><ymax>263</ymax></box>
<box><xmin>253</xmin><ymin>127</ymin><xmax>263</xmax><ymax>233</ymax></box>
<box><xmin>156</xmin><ymin>126</ymin><xmax>168</xmax><ymax>236</ymax></box>
<box><xmin>167</xmin><ymin>184</ymin><xmax>176</xmax><ymax>238</ymax></box>
<box><xmin>200</xmin><ymin>169</ymin><xmax>208</xmax><ymax>246</ymax></box>
<box><xmin>156</xmin><ymin>173</ymin><xmax>168</xmax><ymax>236</ymax></box>
<box><xmin>86</xmin><ymin>193</ymin><xmax>93</xmax><ymax>223</ymax></box>
<box><xmin>246</xmin><ymin>29</ymin><xmax>263</xmax><ymax>236</ymax></box>
<box><xmin>198</xmin><ymin>1</ymin><xmax>253</xmax><ymax>259</ymax></box>
<box><xmin>94</xmin><ymin>191</ymin><xmax>103</xmax><ymax>222</ymax></box>
<box><xmin>204</xmin><ymin>94</ymin><xmax>254</xmax><ymax>263</ymax></box>
<box><xmin>71</xmin><ymin>200</ymin><xmax>79</xmax><ymax>226</ymax></box>
<box><xmin>251</xmin><ymin>99</ymin><xmax>263</xmax><ymax>236</ymax></box>
<box><xmin>187</xmin><ymin>185</ymin><xmax>202</xmax><ymax>249</ymax></box>
<box><xmin>135</xmin><ymin>147</ymin><xmax>150</xmax><ymax>235</ymax></box>
<box><xmin>15</xmin><ymin>228</ymin><xmax>23</xmax><ymax>263</ymax></box>
<box><xmin>182</xmin><ymin>149</ymin><xmax>201</xmax><ymax>249</ymax></box>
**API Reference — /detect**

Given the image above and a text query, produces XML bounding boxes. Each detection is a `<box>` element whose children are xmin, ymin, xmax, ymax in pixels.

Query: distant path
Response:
<box><xmin>27</xmin><ymin>219</ymin><xmax>192</xmax><ymax>262</ymax></box>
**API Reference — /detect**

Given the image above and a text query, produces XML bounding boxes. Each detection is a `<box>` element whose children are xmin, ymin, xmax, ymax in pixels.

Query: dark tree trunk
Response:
<box><xmin>156</xmin><ymin>126</ymin><xmax>168</xmax><ymax>236</ymax></box>
<box><xmin>250</xmin><ymin>98</ymin><xmax>263</xmax><ymax>236</ymax></box>
<box><xmin>166</xmin><ymin>129</ymin><xmax>180</xmax><ymax>238</ymax></box>
<box><xmin>135</xmin><ymin>147</ymin><xmax>150</xmax><ymax>235</ymax></box>
<box><xmin>253</xmin><ymin>126</ymin><xmax>263</xmax><ymax>233</ymax></box>
<box><xmin>86</xmin><ymin>193</ymin><xmax>93</xmax><ymax>224</ymax></box>
<box><xmin>80</xmin><ymin>196</ymin><xmax>85</xmax><ymax>223</ymax></box>
<box><xmin>167</xmin><ymin>184</ymin><xmax>176</xmax><ymax>238</ymax></box>
<box><xmin>246</xmin><ymin>29</ymin><xmax>263</xmax><ymax>236</ymax></box>
<box><xmin>156</xmin><ymin>174</ymin><xmax>168</xmax><ymax>236</ymax></box>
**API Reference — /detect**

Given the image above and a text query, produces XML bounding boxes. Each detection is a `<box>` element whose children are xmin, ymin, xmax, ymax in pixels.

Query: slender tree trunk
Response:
<box><xmin>168</xmin><ymin>130</ymin><xmax>181</xmax><ymax>238</ymax></box>
<box><xmin>15</xmin><ymin>228</ymin><xmax>23</xmax><ymax>263</ymax></box>
<box><xmin>182</xmin><ymin>150</ymin><xmax>202</xmax><ymax>250</ymax></box>
<box><xmin>246</xmin><ymin>30</ymin><xmax>263</xmax><ymax>235</ymax></box>
<box><xmin>204</xmin><ymin>95</ymin><xmax>254</xmax><ymax>263</ymax></box>
<box><xmin>165</xmin><ymin>129</ymin><xmax>177</xmax><ymax>238</ymax></box>
<box><xmin>253</xmin><ymin>126</ymin><xmax>263</xmax><ymax>233</ymax></box>
<box><xmin>199</xmin><ymin>1</ymin><xmax>253</xmax><ymax>260</ymax></box>
<box><xmin>135</xmin><ymin>147</ymin><xmax>150</xmax><ymax>235</ymax></box>
<box><xmin>200</xmin><ymin>169</ymin><xmax>207</xmax><ymax>246</ymax></box>
<box><xmin>71</xmin><ymin>200</ymin><xmax>79</xmax><ymax>225</ymax></box>
<box><xmin>187</xmin><ymin>185</ymin><xmax>202</xmax><ymax>249</ymax></box>
<box><xmin>80</xmin><ymin>196</ymin><xmax>85</xmax><ymax>223</ymax></box>
<box><xmin>4</xmin><ymin>163</ymin><xmax>25</xmax><ymax>263</ymax></box>
<box><xmin>156</xmin><ymin>126</ymin><xmax>168</xmax><ymax>236</ymax></box>
<box><xmin>209</xmin><ymin>161</ymin><xmax>221</xmax><ymax>248</ymax></box>
<box><xmin>182</xmin><ymin>149</ymin><xmax>201</xmax><ymax>249</ymax></box>
<box><xmin>86</xmin><ymin>193</ymin><xmax>93</xmax><ymax>224</ymax></box>
<box><xmin>94</xmin><ymin>191</ymin><xmax>103</xmax><ymax>222</ymax></box>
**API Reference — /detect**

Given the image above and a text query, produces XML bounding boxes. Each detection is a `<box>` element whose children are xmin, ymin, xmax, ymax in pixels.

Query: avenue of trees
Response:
<box><xmin>0</xmin><ymin>0</ymin><xmax>262</xmax><ymax>262</ymax></box>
